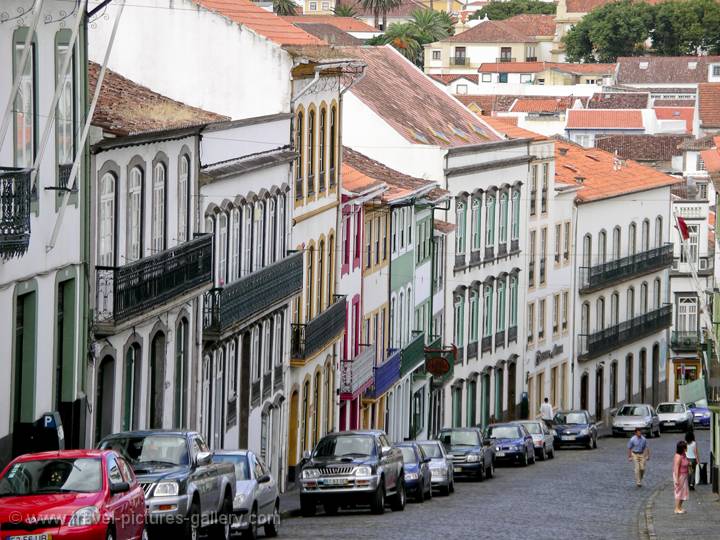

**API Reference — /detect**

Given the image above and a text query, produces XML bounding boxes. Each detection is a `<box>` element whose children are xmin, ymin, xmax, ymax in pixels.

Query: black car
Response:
<box><xmin>299</xmin><ymin>430</ymin><xmax>406</xmax><ymax>516</ymax></box>
<box><xmin>552</xmin><ymin>410</ymin><xmax>598</xmax><ymax>449</ymax></box>
<box><xmin>438</xmin><ymin>427</ymin><xmax>495</xmax><ymax>481</ymax></box>
<box><xmin>485</xmin><ymin>423</ymin><xmax>535</xmax><ymax>466</ymax></box>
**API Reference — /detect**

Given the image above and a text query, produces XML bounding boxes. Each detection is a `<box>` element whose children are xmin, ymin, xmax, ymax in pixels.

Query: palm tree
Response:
<box><xmin>333</xmin><ymin>2</ymin><xmax>358</xmax><ymax>17</ymax></box>
<box><xmin>381</xmin><ymin>22</ymin><xmax>422</xmax><ymax>63</ymax></box>
<box><xmin>409</xmin><ymin>9</ymin><xmax>453</xmax><ymax>43</ymax></box>
<box><xmin>362</xmin><ymin>0</ymin><xmax>403</xmax><ymax>30</ymax></box>
<box><xmin>273</xmin><ymin>0</ymin><xmax>298</xmax><ymax>16</ymax></box>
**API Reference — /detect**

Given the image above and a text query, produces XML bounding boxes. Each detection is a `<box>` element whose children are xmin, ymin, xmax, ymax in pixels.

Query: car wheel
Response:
<box><xmin>390</xmin><ymin>478</ymin><xmax>406</xmax><ymax>511</ymax></box>
<box><xmin>441</xmin><ymin>483</ymin><xmax>451</xmax><ymax>496</ymax></box>
<box><xmin>242</xmin><ymin>504</ymin><xmax>258</xmax><ymax>540</ymax></box>
<box><xmin>300</xmin><ymin>495</ymin><xmax>316</xmax><ymax>518</ymax></box>
<box><xmin>264</xmin><ymin>500</ymin><xmax>280</xmax><ymax>538</ymax></box>
<box><xmin>370</xmin><ymin>484</ymin><xmax>386</xmax><ymax>514</ymax></box>
<box><xmin>183</xmin><ymin>502</ymin><xmax>201</xmax><ymax>540</ymax></box>
<box><xmin>210</xmin><ymin>494</ymin><xmax>232</xmax><ymax>540</ymax></box>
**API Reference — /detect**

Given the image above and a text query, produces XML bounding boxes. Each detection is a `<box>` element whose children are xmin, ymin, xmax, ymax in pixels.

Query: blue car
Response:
<box><xmin>485</xmin><ymin>423</ymin><xmax>535</xmax><ymax>466</ymax></box>
<box><xmin>396</xmin><ymin>442</ymin><xmax>432</xmax><ymax>503</ymax></box>
<box><xmin>553</xmin><ymin>410</ymin><xmax>598</xmax><ymax>449</ymax></box>
<box><xmin>688</xmin><ymin>402</ymin><xmax>712</xmax><ymax>428</ymax></box>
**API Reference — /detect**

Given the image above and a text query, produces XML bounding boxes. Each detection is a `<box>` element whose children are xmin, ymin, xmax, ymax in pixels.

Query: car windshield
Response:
<box><xmin>314</xmin><ymin>435</ymin><xmax>375</xmax><ymax>458</ymax></box>
<box><xmin>439</xmin><ymin>430</ymin><xmax>479</xmax><ymax>446</ymax></box>
<box><xmin>657</xmin><ymin>404</ymin><xmax>683</xmax><ymax>413</ymax></box>
<box><xmin>418</xmin><ymin>443</ymin><xmax>443</xmax><ymax>458</ymax></box>
<box><xmin>213</xmin><ymin>454</ymin><xmax>250</xmax><ymax>480</ymax></box>
<box><xmin>487</xmin><ymin>426</ymin><xmax>522</xmax><ymax>439</ymax></box>
<box><xmin>99</xmin><ymin>435</ymin><xmax>189</xmax><ymax>467</ymax></box>
<box><xmin>0</xmin><ymin>458</ymin><xmax>102</xmax><ymax>496</ymax></box>
<box><xmin>399</xmin><ymin>447</ymin><xmax>417</xmax><ymax>463</ymax></box>
<box><xmin>555</xmin><ymin>412</ymin><xmax>587</xmax><ymax>425</ymax></box>
<box><xmin>521</xmin><ymin>423</ymin><xmax>542</xmax><ymax>435</ymax></box>
<box><xmin>618</xmin><ymin>406</ymin><xmax>649</xmax><ymax>416</ymax></box>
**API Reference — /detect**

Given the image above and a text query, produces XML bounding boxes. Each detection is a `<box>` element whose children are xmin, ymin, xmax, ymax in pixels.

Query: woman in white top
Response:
<box><xmin>685</xmin><ymin>431</ymin><xmax>699</xmax><ymax>490</ymax></box>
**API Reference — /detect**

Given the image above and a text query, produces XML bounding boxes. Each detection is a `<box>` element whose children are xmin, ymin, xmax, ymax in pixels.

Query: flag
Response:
<box><xmin>677</xmin><ymin>216</ymin><xmax>689</xmax><ymax>240</ymax></box>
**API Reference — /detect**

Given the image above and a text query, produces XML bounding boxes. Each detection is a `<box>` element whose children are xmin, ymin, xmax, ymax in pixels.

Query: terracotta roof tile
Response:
<box><xmin>453</xmin><ymin>94</ymin><xmax>495</xmax><ymax>114</ymax></box>
<box><xmin>566</xmin><ymin>0</ymin><xmax>664</xmax><ymax>13</ymax></box>
<box><xmin>89</xmin><ymin>62</ymin><xmax>227</xmax><ymax>137</ymax></box>
<box><xmin>566</xmin><ymin>109</ymin><xmax>644</xmax><ymax>129</ymax></box>
<box><xmin>588</xmin><ymin>92</ymin><xmax>649</xmax><ymax>109</ymax></box>
<box><xmin>478</xmin><ymin>61</ymin><xmax>545</xmax><ymax>73</ymax></box>
<box><xmin>429</xmin><ymin>73</ymin><xmax>479</xmax><ymax>85</ymax></box>
<box><xmin>281</xmin><ymin>15</ymin><xmax>377</xmax><ymax>33</ymax></box>
<box><xmin>678</xmin><ymin>134</ymin><xmax>716</xmax><ymax>151</ymax></box>
<box><xmin>617</xmin><ymin>56</ymin><xmax>720</xmax><ymax>85</ymax></box>
<box><xmin>481</xmin><ymin>116</ymin><xmax>546</xmax><ymax>141</ymax></box>
<box><xmin>653</xmin><ymin>106</ymin><xmax>694</xmax><ymax>133</ymax></box>
<box><xmin>191</xmin><ymin>0</ymin><xmax>324</xmax><ymax>46</ymax></box>
<box><xmin>595</xmin><ymin>134</ymin><xmax>690</xmax><ymax>162</ymax></box>
<box><xmin>654</xmin><ymin>98</ymin><xmax>696</xmax><ymax>107</ymax></box>
<box><xmin>293</xmin><ymin>23</ymin><xmax>362</xmax><ymax>45</ymax></box>
<box><xmin>342</xmin><ymin>46</ymin><xmax>498</xmax><ymax>146</ymax></box>
<box><xmin>477</xmin><ymin>61</ymin><xmax>616</xmax><ymax>75</ymax></box>
<box><xmin>433</xmin><ymin>219</ymin><xmax>456</xmax><ymax>234</ymax></box>
<box><xmin>554</xmin><ymin>140</ymin><xmax>681</xmax><ymax>203</ymax></box>
<box><xmin>698</xmin><ymin>83</ymin><xmax>720</xmax><ymax>128</ymax></box>
<box><xmin>502</xmin><ymin>14</ymin><xmax>556</xmax><ymax>36</ymax></box>
<box><xmin>510</xmin><ymin>98</ymin><xmax>569</xmax><ymax>113</ymax></box>
<box><xmin>443</xmin><ymin>19</ymin><xmax>535</xmax><ymax>44</ymax></box>
<box><xmin>700</xmin><ymin>137</ymin><xmax>720</xmax><ymax>173</ymax></box>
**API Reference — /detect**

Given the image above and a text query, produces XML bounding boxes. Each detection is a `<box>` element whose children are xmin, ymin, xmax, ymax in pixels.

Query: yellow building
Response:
<box><xmin>303</xmin><ymin>0</ymin><xmax>335</xmax><ymax>15</ymax></box>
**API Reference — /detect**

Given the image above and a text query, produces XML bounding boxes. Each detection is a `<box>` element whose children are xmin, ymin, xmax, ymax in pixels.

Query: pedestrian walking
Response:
<box><xmin>673</xmin><ymin>440</ymin><xmax>690</xmax><ymax>514</ymax></box>
<box><xmin>540</xmin><ymin>398</ymin><xmax>554</xmax><ymax>428</ymax></box>
<box><xmin>627</xmin><ymin>427</ymin><xmax>650</xmax><ymax>487</ymax></box>
<box><xmin>685</xmin><ymin>432</ymin><xmax>699</xmax><ymax>490</ymax></box>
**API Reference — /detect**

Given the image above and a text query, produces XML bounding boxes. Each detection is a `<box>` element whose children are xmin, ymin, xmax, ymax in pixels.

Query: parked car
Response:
<box><xmin>213</xmin><ymin>450</ymin><xmax>279</xmax><ymax>539</ymax></box>
<box><xmin>516</xmin><ymin>420</ymin><xmax>555</xmax><ymax>460</ymax></box>
<box><xmin>437</xmin><ymin>427</ymin><xmax>495</xmax><ymax>481</ymax></box>
<box><xmin>553</xmin><ymin>410</ymin><xmax>599</xmax><ymax>449</ymax></box>
<box><xmin>0</xmin><ymin>449</ymin><xmax>146</xmax><ymax>540</ymax></box>
<box><xmin>485</xmin><ymin>423</ymin><xmax>535</xmax><ymax>466</ymax></box>
<box><xmin>299</xmin><ymin>430</ymin><xmax>406</xmax><ymax>516</ymax></box>
<box><xmin>99</xmin><ymin>430</ymin><xmax>236</xmax><ymax>540</ymax></box>
<box><xmin>395</xmin><ymin>442</ymin><xmax>432</xmax><ymax>503</ymax></box>
<box><xmin>611</xmin><ymin>404</ymin><xmax>661</xmax><ymax>438</ymax></box>
<box><xmin>688</xmin><ymin>402</ymin><xmax>712</xmax><ymax>428</ymax></box>
<box><xmin>656</xmin><ymin>402</ymin><xmax>694</xmax><ymax>432</ymax></box>
<box><xmin>416</xmin><ymin>440</ymin><xmax>454</xmax><ymax>496</ymax></box>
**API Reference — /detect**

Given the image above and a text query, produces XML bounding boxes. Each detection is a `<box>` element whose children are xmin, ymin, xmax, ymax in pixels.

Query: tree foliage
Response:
<box><xmin>469</xmin><ymin>0</ymin><xmax>556</xmax><ymax>21</ymax></box>
<box><xmin>362</xmin><ymin>0</ymin><xmax>403</xmax><ymax>29</ymax></box>
<box><xmin>333</xmin><ymin>3</ymin><xmax>358</xmax><ymax>17</ymax></box>
<box><xmin>564</xmin><ymin>0</ymin><xmax>720</xmax><ymax>62</ymax></box>
<box><xmin>371</xmin><ymin>9</ymin><xmax>454</xmax><ymax>66</ymax></box>
<box><xmin>273</xmin><ymin>0</ymin><xmax>298</xmax><ymax>16</ymax></box>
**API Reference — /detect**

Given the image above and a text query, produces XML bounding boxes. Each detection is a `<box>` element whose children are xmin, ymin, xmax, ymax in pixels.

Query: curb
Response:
<box><xmin>638</xmin><ymin>481</ymin><xmax>668</xmax><ymax>540</ymax></box>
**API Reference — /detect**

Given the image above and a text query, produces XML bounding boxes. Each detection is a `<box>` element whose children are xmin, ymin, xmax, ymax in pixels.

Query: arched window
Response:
<box><xmin>99</xmin><ymin>172</ymin><xmax>116</xmax><ymax>266</ymax></box>
<box><xmin>406</xmin><ymin>287</ymin><xmax>413</xmax><ymax>344</ymax></box>
<box><xmin>268</xmin><ymin>198</ymin><xmax>276</xmax><ymax>265</ymax></box>
<box><xmin>654</xmin><ymin>278</ymin><xmax>661</xmax><ymax>309</ymax></box>
<box><xmin>152</xmin><ymin>162</ymin><xmax>166</xmax><ymax>253</ymax></box>
<box><xmin>511</xmin><ymin>189</ymin><xmax>520</xmax><ymax>241</ymax></box>
<box><xmin>611</xmin><ymin>292</ymin><xmax>619</xmax><ymax>326</ymax></box>
<box><xmin>582</xmin><ymin>234</ymin><xmax>592</xmax><ymax>268</ymax></box>
<box><xmin>217</xmin><ymin>213</ymin><xmax>228</xmax><ymax>286</ymax></box>
<box><xmin>497</xmin><ymin>279</ymin><xmax>506</xmax><ymax>331</ymax></box>
<box><xmin>483</xmin><ymin>283</ymin><xmax>493</xmax><ymax>337</ymax></box>
<box><xmin>596</xmin><ymin>297</ymin><xmax>605</xmax><ymax>331</ymax></box>
<box><xmin>627</xmin><ymin>287</ymin><xmax>635</xmax><ymax>320</ymax></box>
<box><xmin>253</xmin><ymin>201</ymin><xmax>265</xmax><ymax>271</ymax></box>
<box><xmin>307</xmin><ymin>108</ymin><xmax>316</xmax><ymax>194</ymax></box>
<box><xmin>313</xmin><ymin>371</ymin><xmax>322</xmax><ymax>446</ymax></box>
<box><xmin>509</xmin><ymin>275</ymin><xmax>518</xmax><ymax>328</ymax></box>
<box><xmin>453</xmin><ymin>293</ymin><xmax>464</xmax><ymax>348</ymax></box>
<box><xmin>317</xmin><ymin>239</ymin><xmax>325</xmax><ymax>314</ymax></box>
<box><xmin>628</xmin><ymin>222</ymin><xmax>637</xmax><ymax>255</ymax></box>
<box><xmin>641</xmin><ymin>219</ymin><xmax>650</xmax><ymax>251</ymax></box>
<box><xmin>485</xmin><ymin>194</ymin><xmax>496</xmax><ymax>246</ymax></box>
<box><xmin>178</xmin><ymin>155</ymin><xmax>190</xmax><ymax>243</ymax></box>
<box><xmin>612</xmin><ymin>226</ymin><xmax>621</xmax><ymax>260</ymax></box>
<box><xmin>581</xmin><ymin>302</ymin><xmax>590</xmax><ymax>334</ymax></box>
<box><xmin>470</xmin><ymin>196</ymin><xmax>481</xmax><ymax>251</ymax></box>
<box><xmin>469</xmin><ymin>289</ymin><xmax>479</xmax><ymax>343</ymax></box>
<box><xmin>123</xmin><ymin>343</ymin><xmax>141</xmax><ymax>431</ymax></box>
<box><xmin>230</xmin><ymin>208</ymin><xmax>241</xmax><ymax>281</ymax></box>
<box><xmin>455</xmin><ymin>199</ymin><xmax>466</xmax><ymax>254</ymax></box>
<box><xmin>175</xmin><ymin>319</ymin><xmax>188</xmax><ymax>428</ymax></box>
<box><xmin>655</xmin><ymin>216</ymin><xmax>663</xmax><ymax>248</ymax></box>
<box><xmin>399</xmin><ymin>290</ymin><xmax>405</xmax><ymax>345</ymax></box>
<box><xmin>301</xmin><ymin>379</ymin><xmax>310</xmax><ymax>451</ymax></box>
<box><xmin>306</xmin><ymin>245</ymin><xmax>315</xmax><ymax>321</ymax></box>
<box><xmin>598</xmin><ymin>230</ymin><xmax>607</xmax><ymax>264</ymax></box>
<box><xmin>640</xmin><ymin>282</ymin><xmax>648</xmax><ymax>313</ymax></box>
<box><xmin>201</xmin><ymin>355</ymin><xmax>211</xmax><ymax>440</ymax></box>
<box><xmin>325</xmin><ymin>362</ymin><xmax>333</xmax><ymax>433</ymax></box>
<box><xmin>243</xmin><ymin>204</ymin><xmax>253</xmax><ymax>276</ymax></box>
<box><xmin>498</xmin><ymin>191</ymin><xmax>508</xmax><ymax>244</ymax></box>
<box><xmin>329</xmin><ymin>104</ymin><xmax>337</xmax><ymax>186</ymax></box>
<box><xmin>252</xmin><ymin>326</ymin><xmax>261</xmax><ymax>381</ymax></box>
<box><xmin>264</xmin><ymin>319</ymin><xmax>272</xmax><ymax>373</ymax></box>
<box><xmin>319</xmin><ymin>106</ymin><xmax>327</xmax><ymax>192</ymax></box>
<box><xmin>327</xmin><ymin>231</ymin><xmax>335</xmax><ymax>301</ymax></box>
<box><xmin>127</xmin><ymin>167</ymin><xmax>143</xmax><ymax>262</ymax></box>
<box><xmin>295</xmin><ymin>110</ymin><xmax>304</xmax><ymax>199</ymax></box>
<box><xmin>278</xmin><ymin>195</ymin><xmax>286</xmax><ymax>258</ymax></box>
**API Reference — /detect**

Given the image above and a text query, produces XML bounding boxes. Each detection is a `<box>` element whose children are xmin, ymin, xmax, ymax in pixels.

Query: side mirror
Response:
<box><xmin>110</xmin><ymin>481</ymin><xmax>130</xmax><ymax>495</ymax></box>
<box><xmin>381</xmin><ymin>446</ymin><xmax>392</xmax><ymax>456</ymax></box>
<box><xmin>257</xmin><ymin>474</ymin><xmax>272</xmax><ymax>484</ymax></box>
<box><xmin>302</xmin><ymin>450</ymin><xmax>312</xmax><ymax>460</ymax></box>
<box><xmin>196</xmin><ymin>451</ymin><xmax>212</xmax><ymax>466</ymax></box>
<box><xmin>423</xmin><ymin>457</ymin><xmax>432</xmax><ymax>464</ymax></box>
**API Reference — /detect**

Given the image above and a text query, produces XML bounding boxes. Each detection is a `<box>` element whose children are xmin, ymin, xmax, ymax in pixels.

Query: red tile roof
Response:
<box><xmin>478</xmin><ymin>62</ymin><xmax>544</xmax><ymax>73</ymax></box>
<box><xmin>434</xmin><ymin>219</ymin><xmax>456</xmax><ymax>234</ymax></box>
<box><xmin>477</xmin><ymin>61</ymin><xmax>615</xmax><ymax>75</ymax></box>
<box><xmin>453</xmin><ymin>94</ymin><xmax>496</xmax><ymax>114</ymax></box>
<box><xmin>617</xmin><ymin>56</ymin><xmax>720</xmax><ymax>85</ymax></box>
<box><xmin>281</xmin><ymin>15</ymin><xmax>377</xmax><ymax>33</ymax></box>
<box><xmin>566</xmin><ymin>109</ymin><xmax>644</xmax><ymax>129</ymax></box>
<box><xmin>510</xmin><ymin>98</ymin><xmax>569</xmax><ymax>113</ymax></box>
<box><xmin>653</xmin><ymin>106</ymin><xmax>694</xmax><ymax>133</ymax></box>
<box><xmin>588</xmin><ymin>92</ymin><xmax>649</xmax><ymax>109</ymax></box>
<box><xmin>455</xmin><ymin>94</ymin><xmax>582</xmax><ymax>114</ymax></box>
<box><xmin>191</xmin><ymin>0</ymin><xmax>325</xmax><ymax>46</ymax></box>
<box><xmin>565</xmin><ymin>0</ymin><xmax>665</xmax><ymax>13</ymax></box>
<box><xmin>481</xmin><ymin>116</ymin><xmax>547</xmax><ymax>141</ymax></box>
<box><xmin>554</xmin><ymin>140</ymin><xmax>681</xmax><ymax>203</ymax></box>
<box><xmin>595</xmin><ymin>134</ymin><xmax>690</xmax><ymax>162</ymax></box>
<box><xmin>89</xmin><ymin>62</ymin><xmax>227</xmax><ymax>137</ymax></box>
<box><xmin>293</xmin><ymin>23</ymin><xmax>362</xmax><ymax>45</ymax></box>
<box><xmin>341</xmin><ymin>46</ymin><xmax>499</xmax><ymax>146</ymax></box>
<box><xmin>698</xmin><ymin>83</ymin><xmax>720</xmax><ymax>128</ymax></box>
<box><xmin>502</xmin><ymin>14</ymin><xmax>556</xmax><ymax>36</ymax></box>
<box><xmin>429</xmin><ymin>73</ymin><xmax>479</xmax><ymax>85</ymax></box>
<box><xmin>444</xmin><ymin>19</ymin><xmax>535</xmax><ymax>43</ymax></box>
<box><xmin>700</xmin><ymin>137</ymin><xmax>720</xmax><ymax>173</ymax></box>
<box><xmin>653</xmin><ymin>99</ymin><xmax>696</xmax><ymax>107</ymax></box>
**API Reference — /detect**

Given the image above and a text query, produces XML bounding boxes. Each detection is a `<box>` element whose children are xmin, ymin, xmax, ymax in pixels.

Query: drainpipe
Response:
<box><xmin>571</xmin><ymin>201</ymin><xmax>579</xmax><ymax>409</ymax></box>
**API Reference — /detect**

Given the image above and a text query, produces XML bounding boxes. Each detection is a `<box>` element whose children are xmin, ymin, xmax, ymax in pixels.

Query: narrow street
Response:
<box><xmin>283</xmin><ymin>431</ymin><xmax>710</xmax><ymax>540</ymax></box>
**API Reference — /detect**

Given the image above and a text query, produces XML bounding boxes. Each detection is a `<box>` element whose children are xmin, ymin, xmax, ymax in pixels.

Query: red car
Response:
<box><xmin>0</xmin><ymin>449</ymin><xmax>146</xmax><ymax>540</ymax></box>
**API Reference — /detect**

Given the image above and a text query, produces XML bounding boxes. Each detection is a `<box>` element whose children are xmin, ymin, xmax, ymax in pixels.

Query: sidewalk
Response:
<box><xmin>641</xmin><ymin>481</ymin><xmax>720</xmax><ymax>539</ymax></box>
<box><xmin>279</xmin><ymin>485</ymin><xmax>301</xmax><ymax>519</ymax></box>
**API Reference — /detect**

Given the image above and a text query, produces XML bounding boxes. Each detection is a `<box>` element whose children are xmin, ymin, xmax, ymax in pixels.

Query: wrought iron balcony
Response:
<box><xmin>340</xmin><ymin>344</ymin><xmax>375</xmax><ymax>398</ymax></box>
<box><xmin>481</xmin><ymin>335</ymin><xmax>492</xmax><ymax>353</ymax></box>
<box><xmin>579</xmin><ymin>243</ymin><xmax>673</xmax><ymax>294</ymax></box>
<box><xmin>496</xmin><ymin>57</ymin><xmax>516</xmax><ymax>63</ymax></box>
<box><xmin>470</xmin><ymin>250</ymin><xmax>482</xmax><ymax>265</ymax></box>
<box><xmin>467</xmin><ymin>341</ymin><xmax>478</xmax><ymax>359</ymax></box>
<box><xmin>671</xmin><ymin>330</ymin><xmax>700</xmax><ymax>351</ymax></box>
<box><xmin>454</xmin><ymin>253</ymin><xmax>466</xmax><ymax>269</ymax></box>
<box><xmin>274</xmin><ymin>364</ymin><xmax>283</xmax><ymax>391</ymax></box>
<box><xmin>262</xmin><ymin>372</ymin><xmax>272</xmax><ymax>399</ymax></box>
<box><xmin>495</xmin><ymin>330</ymin><xmax>506</xmax><ymax>349</ymax></box>
<box><xmin>508</xmin><ymin>325</ymin><xmax>518</xmax><ymax>343</ymax></box>
<box><xmin>578</xmin><ymin>304</ymin><xmax>672</xmax><ymax>361</ymax></box>
<box><xmin>95</xmin><ymin>234</ymin><xmax>213</xmax><ymax>333</ymax></box>
<box><xmin>291</xmin><ymin>295</ymin><xmax>347</xmax><ymax>362</ymax></box>
<box><xmin>401</xmin><ymin>331</ymin><xmax>425</xmax><ymax>377</ymax></box>
<box><xmin>58</xmin><ymin>163</ymin><xmax>73</xmax><ymax>190</ymax></box>
<box><xmin>498</xmin><ymin>243</ymin><xmax>507</xmax><ymax>258</ymax></box>
<box><xmin>204</xmin><ymin>250</ymin><xmax>303</xmax><ymax>338</ymax></box>
<box><xmin>511</xmin><ymin>238</ymin><xmax>519</xmax><ymax>253</ymax></box>
<box><xmin>366</xmin><ymin>348</ymin><xmax>401</xmax><ymax>399</ymax></box>
<box><xmin>525</xmin><ymin>56</ymin><xmax>538</xmax><ymax>62</ymax></box>
<box><xmin>484</xmin><ymin>246</ymin><xmax>494</xmax><ymax>261</ymax></box>
<box><xmin>0</xmin><ymin>167</ymin><xmax>32</xmax><ymax>260</ymax></box>
<box><xmin>450</xmin><ymin>56</ymin><xmax>468</xmax><ymax>66</ymax></box>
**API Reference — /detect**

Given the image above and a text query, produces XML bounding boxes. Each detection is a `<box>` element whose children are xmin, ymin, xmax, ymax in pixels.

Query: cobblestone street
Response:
<box><xmin>283</xmin><ymin>431</ymin><xmax>712</xmax><ymax>540</ymax></box>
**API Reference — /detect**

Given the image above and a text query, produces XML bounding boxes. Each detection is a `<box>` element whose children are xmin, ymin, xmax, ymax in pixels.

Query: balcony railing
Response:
<box><xmin>0</xmin><ymin>167</ymin><xmax>32</xmax><ymax>260</ymax></box>
<box><xmin>671</xmin><ymin>330</ymin><xmax>700</xmax><ymax>351</ymax></box>
<box><xmin>340</xmin><ymin>344</ymin><xmax>375</xmax><ymax>398</ymax></box>
<box><xmin>291</xmin><ymin>295</ymin><xmax>347</xmax><ymax>361</ymax></box>
<box><xmin>450</xmin><ymin>56</ymin><xmax>468</xmax><ymax>66</ymax></box>
<box><xmin>482</xmin><ymin>335</ymin><xmax>492</xmax><ymax>353</ymax></box>
<box><xmin>511</xmin><ymin>238</ymin><xmax>519</xmax><ymax>253</ymax></box>
<box><xmin>401</xmin><ymin>331</ymin><xmax>426</xmax><ymax>377</ymax></box>
<box><xmin>495</xmin><ymin>329</ymin><xmax>506</xmax><ymax>348</ymax></box>
<box><xmin>58</xmin><ymin>163</ymin><xmax>73</xmax><ymax>190</ymax></box>
<box><xmin>525</xmin><ymin>56</ymin><xmax>538</xmax><ymax>62</ymax></box>
<box><xmin>467</xmin><ymin>341</ymin><xmax>478</xmax><ymax>359</ymax></box>
<box><xmin>579</xmin><ymin>243</ymin><xmax>673</xmax><ymax>294</ymax></box>
<box><xmin>262</xmin><ymin>372</ymin><xmax>272</xmax><ymax>399</ymax></box>
<box><xmin>251</xmin><ymin>380</ymin><xmax>261</xmax><ymax>406</ymax></box>
<box><xmin>496</xmin><ymin>57</ymin><xmax>516</xmax><ymax>63</ymax></box>
<box><xmin>366</xmin><ymin>348</ymin><xmax>401</xmax><ymax>399</ymax></box>
<box><xmin>273</xmin><ymin>364</ymin><xmax>283</xmax><ymax>391</ymax></box>
<box><xmin>578</xmin><ymin>304</ymin><xmax>672</xmax><ymax>360</ymax></box>
<box><xmin>484</xmin><ymin>246</ymin><xmax>494</xmax><ymax>261</ymax></box>
<box><xmin>96</xmin><ymin>234</ymin><xmax>213</xmax><ymax>330</ymax></box>
<box><xmin>454</xmin><ymin>253</ymin><xmax>466</xmax><ymax>269</ymax></box>
<box><xmin>204</xmin><ymin>250</ymin><xmax>303</xmax><ymax>337</ymax></box>
<box><xmin>508</xmin><ymin>325</ymin><xmax>518</xmax><ymax>343</ymax></box>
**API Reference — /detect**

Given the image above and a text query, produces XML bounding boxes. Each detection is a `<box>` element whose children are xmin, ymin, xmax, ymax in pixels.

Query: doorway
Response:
<box><xmin>580</xmin><ymin>372</ymin><xmax>589</xmax><ymax>411</ymax></box>
<box><xmin>507</xmin><ymin>362</ymin><xmax>517</xmax><ymax>419</ymax></box>
<box><xmin>652</xmin><ymin>344</ymin><xmax>660</xmax><ymax>404</ymax></box>
<box><xmin>639</xmin><ymin>349</ymin><xmax>647</xmax><ymax>404</ymax></box>
<box><xmin>95</xmin><ymin>355</ymin><xmax>115</xmax><ymax>442</ymax></box>
<box><xmin>595</xmin><ymin>366</ymin><xmax>604</xmax><ymax>422</ymax></box>
<box><xmin>150</xmin><ymin>332</ymin><xmax>166</xmax><ymax>429</ymax></box>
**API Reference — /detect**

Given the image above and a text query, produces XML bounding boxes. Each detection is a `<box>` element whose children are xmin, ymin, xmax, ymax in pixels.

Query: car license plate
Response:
<box><xmin>665</xmin><ymin>421</ymin><xmax>675</xmax><ymax>425</ymax></box>
<box><xmin>323</xmin><ymin>478</ymin><xmax>346</xmax><ymax>486</ymax></box>
<box><xmin>496</xmin><ymin>451</ymin><xmax>505</xmax><ymax>457</ymax></box>
<box><xmin>453</xmin><ymin>467</ymin><xmax>461</xmax><ymax>473</ymax></box>
<box><xmin>624</xmin><ymin>427</ymin><xmax>635</xmax><ymax>431</ymax></box>
<box><xmin>561</xmin><ymin>436</ymin><xmax>575</xmax><ymax>441</ymax></box>
<box><xmin>9</xmin><ymin>535</ymin><xmax>51</xmax><ymax>540</ymax></box>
